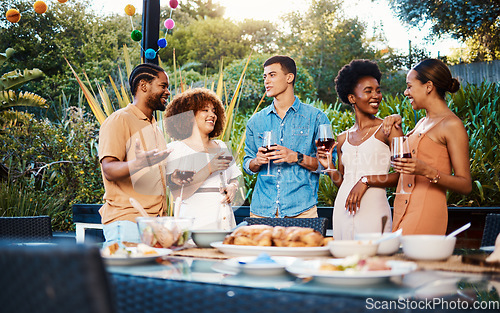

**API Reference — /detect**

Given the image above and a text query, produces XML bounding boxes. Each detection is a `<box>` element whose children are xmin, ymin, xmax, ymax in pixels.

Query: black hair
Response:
<box><xmin>413</xmin><ymin>59</ymin><xmax>460</xmax><ymax>99</ymax></box>
<box><xmin>128</xmin><ymin>63</ymin><xmax>166</xmax><ymax>96</ymax></box>
<box><xmin>263</xmin><ymin>55</ymin><xmax>297</xmax><ymax>85</ymax></box>
<box><xmin>335</xmin><ymin>59</ymin><xmax>382</xmax><ymax>105</ymax></box>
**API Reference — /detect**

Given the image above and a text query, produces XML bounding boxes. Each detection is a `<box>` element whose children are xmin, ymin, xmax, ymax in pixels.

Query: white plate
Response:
<box><xmin>102</xmin><ymin>247</ymin><xmax>172</xmax><ymax>266</ymax></box>
<box><xmin>222</xmin><ymin>256</ymin><xmax>297</xmax><ymax>275</ymax></box>
<box><xmin>286</xmin><ymin>259</ymin><xmax>417</xmax><ymax>286</ymax></box>
<box><xmin>210</xmin><ymin>242</ymin><xmax>330</xmax><ymax>257</ymax></box>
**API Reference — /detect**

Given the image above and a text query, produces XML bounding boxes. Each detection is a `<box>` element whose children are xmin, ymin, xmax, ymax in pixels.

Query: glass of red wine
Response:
<box><xmin>391</xmin><ymin>136</ymin><xmax>411</xmax><ymax>194</ymax></box>
<box><xmin>218</xmin><ymin>152</ymin><xmax>233</xmax><ymax>191</ymax></box>
<box><xmin>175</xmin><ymin>157</ymin><xmax>196</xmax><ymax>216</ymax></box>
<box><xmin>261</xmin><ymin>130</ymin><xmax>276</xmax><ymax>177</ymax></box>
<box><xmin>317</xmin><ymin>124</ymin><xmax>336</xmax><ymax>172</ymax></box>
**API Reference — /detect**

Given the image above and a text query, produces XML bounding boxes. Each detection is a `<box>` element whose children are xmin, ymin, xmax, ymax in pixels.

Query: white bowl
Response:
<box><xmin>401</xmin><ymin>235</ymin><xmax>456</xmax><ymax>261</ymax></box>
<box><xmin>191</xmin><ymin>230</ymin><xmax>232</xmax><ymax>248</ymax></box>
<box><xmin>328</xmin><ymin>240</ymin><xmax>378</xmax><ymax>258</ymax></box>
<box><xmin>355</xmin><ymin>232</ymin><xmax>401</xmax><ymax>255</ymax></box>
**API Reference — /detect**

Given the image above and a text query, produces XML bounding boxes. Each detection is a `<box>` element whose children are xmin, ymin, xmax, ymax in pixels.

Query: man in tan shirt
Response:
<box><xmin>99</xmin><ymin>63</ymin><xmax>171</xmax><ymax>244</ymax></box>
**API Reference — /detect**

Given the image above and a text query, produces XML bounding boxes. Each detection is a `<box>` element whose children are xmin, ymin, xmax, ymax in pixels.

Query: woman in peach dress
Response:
<box><xmin>383</xmin><ymin>59</ymin><xmax>472</xmax><ymax>235</ymax></box>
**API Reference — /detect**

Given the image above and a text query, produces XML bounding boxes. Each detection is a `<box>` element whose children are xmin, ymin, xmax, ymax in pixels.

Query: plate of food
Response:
<box><xmin>286</xmin><ymin>255</ymin><xmax>417</xmax><ymax>285</ymax></box>
<box><xmin>211</xmin><ymin>225</ymin><xmax>332</xmax><ymax>256</ymax></box>
<box><xmin>221</xmin><ymin>253</ymin><xmax>297</xmax><ymax>275</ymax></box>
<box><xmin>101</xmin><ymin>242</ymin><xmax>172</xmax><ymax>266</ymax></box>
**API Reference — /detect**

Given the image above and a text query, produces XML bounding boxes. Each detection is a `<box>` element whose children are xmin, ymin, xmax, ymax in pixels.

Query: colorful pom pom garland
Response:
<box><xmin>124</xmin><ymin>1</ymin><xmax>179</xmax><ymax>60</ymax></box>
<box><xmin>4</xmin><ymin>0</ymin><xmax>70</xmax><ymax>24</ymax></box>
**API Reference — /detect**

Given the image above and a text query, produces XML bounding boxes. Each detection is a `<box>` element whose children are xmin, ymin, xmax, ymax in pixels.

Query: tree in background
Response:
<box><xmin>0</xmin><ymin>0</ymin><xmax>135</xmax><ymax>116</ymax></box>
<box><xmin>239</xmin><ymin>19</ymin><xmax>280</xmax><ymax>54</ymax></box>
<box><xmin>160</xmin><ymin>18</ymin><xmax>250</xmax><ymax>73</ymax></box>
<box><xmin>280</xmin><ymin>0</ymin><xmax>375</xmax><ymax>104</ymax></box>
<box><xmin>389</xmin><ymin>0</ymin><xmax>500</xmax><ymax>61</ymax></box>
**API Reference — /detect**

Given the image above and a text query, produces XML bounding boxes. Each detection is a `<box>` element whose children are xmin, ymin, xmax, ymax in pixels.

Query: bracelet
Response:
<box><xmin>429</xmin><ymin>170</ymin><xmax>440</xmax><ymax>184</ymax></box>
<box><xmin>167</xmin><ymin>174</ymin><xmax>174</xmax><ymax>185</ymax></box>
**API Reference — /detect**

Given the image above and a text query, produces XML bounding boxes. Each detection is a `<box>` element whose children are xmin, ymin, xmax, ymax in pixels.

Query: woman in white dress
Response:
<box><xmin>164</xmin><ymin>88</ymin><xmax>241</xmax><ymax>230</ymax></box>
<box><xmin>317</xmin><ymin>60</ymin><xmax>403</xmax><ymax>239</ymax></box>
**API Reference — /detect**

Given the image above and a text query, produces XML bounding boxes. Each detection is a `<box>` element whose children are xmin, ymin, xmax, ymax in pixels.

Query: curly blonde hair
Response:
<box><xmin>164</xmin><ymin>88</ymin><xmax>226</xmax><ymax>140</ymax></box>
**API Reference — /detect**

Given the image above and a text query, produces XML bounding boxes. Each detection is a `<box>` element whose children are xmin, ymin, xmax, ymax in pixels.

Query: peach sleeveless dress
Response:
<box><xmin>392</xmin><ymin>118</ymin><xmax>452</xmax><ymax>235</ymax></box>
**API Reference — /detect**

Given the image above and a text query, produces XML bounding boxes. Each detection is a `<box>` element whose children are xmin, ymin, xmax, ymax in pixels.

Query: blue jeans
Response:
<box><xmin>103</xmin><ymin>220</ymin><xmax>141</xmax><ymax>246</ymax></box>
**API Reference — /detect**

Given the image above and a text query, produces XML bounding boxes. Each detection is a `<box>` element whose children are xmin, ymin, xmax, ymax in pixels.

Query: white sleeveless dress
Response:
<box><xmin>333</xmin><ymin>125</ymin><xmax>392</xmax><ymax>239</ymax></box>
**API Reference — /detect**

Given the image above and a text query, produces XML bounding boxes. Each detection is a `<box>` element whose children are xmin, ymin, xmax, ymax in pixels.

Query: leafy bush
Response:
<box><xmin>0</xmin><ymin>108</ymin><xmax>103</xmax><ymax>230</ymax></box>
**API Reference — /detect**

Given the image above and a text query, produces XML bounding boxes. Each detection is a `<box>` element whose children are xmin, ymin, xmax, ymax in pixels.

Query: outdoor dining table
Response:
<box><xmin>105</xmin><ymin>247</ymin><xmax>500</xmax><ymax>313</ymax></box>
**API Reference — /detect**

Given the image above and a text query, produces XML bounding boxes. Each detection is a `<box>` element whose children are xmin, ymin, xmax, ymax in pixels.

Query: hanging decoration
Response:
<box><xmin>4</xmin><ymin>0</ymin><xmax>67</xmax><ymax>24</ymax></box>
<box><xmin>125</xmin><ymin>1</ymin><xmax>179</xmax><ymax>60</ymax></box>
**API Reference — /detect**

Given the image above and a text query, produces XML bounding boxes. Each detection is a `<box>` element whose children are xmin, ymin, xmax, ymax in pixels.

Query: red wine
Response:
<box><xmin>262</xmin><ymin>144</ymin><xmax>277</xmax><ymax>154</ymax></box>
<box><xmin>316</xmin><ymin>138</ymin><xmax>336</xmax><ymax>150</ymax></box>
<box><xmin>218</xmin><ymin>155</ymin><xmax>233</xmax><ymax>161</ymax></box>
<box><xmin>177</xmin><ymin>170</ymin><xmax>195</xmax><ymax>180</ymax></box>
<box><xmin>391</xmin><ymin>153</ymin><xmax>412</xmax><ymax>161</ymax></box>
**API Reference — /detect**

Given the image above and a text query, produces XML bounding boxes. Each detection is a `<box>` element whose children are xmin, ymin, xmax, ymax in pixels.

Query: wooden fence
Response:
<box><xmin>449</xmin><ymin>60</ymin><xmax>500</xmax><ymax>85</ymax></box>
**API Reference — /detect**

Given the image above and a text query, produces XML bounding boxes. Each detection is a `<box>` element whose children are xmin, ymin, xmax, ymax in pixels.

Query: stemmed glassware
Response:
<box><xmin>261</xmin><ymin>130</ymin><xmax>276</xmax><ymax>177</ymax></box>
<box><xmin>391</xmin><ymin>136</ymin><xmax>412</xmax><ymax>195</ymax></box>
<box><xmin>317</xmin><ymin>124</ymin><xmax>336</xmax><ymax>172</ymax></box>
<box><xmin>174</xmin><ymin>157</ymin><xmax>196</xmax><ymax>216</ymax></box>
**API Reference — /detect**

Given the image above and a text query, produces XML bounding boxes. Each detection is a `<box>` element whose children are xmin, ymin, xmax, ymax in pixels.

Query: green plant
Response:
<box><xmin>0</xmin><ymin>172</ymin><xmax>71</xmax><ymax>231</ymax></box>
<box><xmin>0</xmin><ymin>107</ymin><xmax>103</xmax><ymax>230</ymax></box>
<box><xmin>449</xmin><ymin>81</ymin><xmax>500</xmax><ymax>206</ymax></box>
<box><xmin>0</xmin><ymin>48</ymin><xmax>47</xmax><ymax>110</ymax></box>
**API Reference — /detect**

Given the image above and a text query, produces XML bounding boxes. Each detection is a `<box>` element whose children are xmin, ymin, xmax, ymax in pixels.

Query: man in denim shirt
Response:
<box><xmin>243</xmin><ymin>55</ymin><xmax>330</xmax><ymax>218</ymax></box>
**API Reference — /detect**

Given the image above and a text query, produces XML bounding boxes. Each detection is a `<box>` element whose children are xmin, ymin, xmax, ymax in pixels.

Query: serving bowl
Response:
<box><xmin>191</xmin><ymin>229</ymin><xmax>232</xmax><ymax>248</ymax></box>
<box><xmin>136</xmin><ymin>216</ymin><xmax>194</xmax><ymax>249</ymax></box>
<box><xmin>355</xmin><ymin>232</ymin><xmax>401</xmax><ymax>255</ymax></box>
<box><xmin>401</xmin><ymin>235</ymin><xmax>456</xmax><ymax>261</ymax></box>
<box><xmin>328</xmin><ymin>240</ymin><xmax>378</xmax><ymax>258</ymax></box>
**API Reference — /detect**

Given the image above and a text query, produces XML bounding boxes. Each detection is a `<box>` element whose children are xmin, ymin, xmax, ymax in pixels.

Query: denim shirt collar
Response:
<box><xmin>266</xmin><ymin>96</ymin><xmax>301</xmax><ymax>116</ymax></box>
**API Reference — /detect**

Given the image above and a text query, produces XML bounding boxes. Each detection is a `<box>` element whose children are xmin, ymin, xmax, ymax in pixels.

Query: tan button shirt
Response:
<box><xmin>98</xmin><ymin>104</ymin><xmax>167</xmax><ymax>224</ymax></box>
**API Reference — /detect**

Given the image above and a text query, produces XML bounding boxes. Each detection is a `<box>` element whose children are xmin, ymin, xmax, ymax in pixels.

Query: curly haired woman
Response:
<box><xmin>164</xmin><ymin>88</ymin><xmax>241</xmax><ymax>230</ymax></box>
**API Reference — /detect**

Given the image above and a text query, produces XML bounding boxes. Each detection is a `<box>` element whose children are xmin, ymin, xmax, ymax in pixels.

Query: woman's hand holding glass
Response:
<box><xmin>316</xmin><ymin>142</ymin><xmax>335</xmax><ymax>169</ymax></box>
<box><xmin>208</xmin><ymin>152</ymin><xmax>232</xmax><ymax>174</ymax></box>
<box><xmin>391</xmin><ymin>136</ymin><xmax>412</xmax><ymax>194</ymax></box>
<box><xmin>170</xmin><ymin>169</ymin><xmax>194</xmax><ymax>186</ymax></box>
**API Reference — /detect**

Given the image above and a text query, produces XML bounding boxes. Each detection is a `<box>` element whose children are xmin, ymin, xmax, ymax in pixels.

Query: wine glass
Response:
<box><xmin>174</xmin><ymin>156</ymin><xmax>196</xmax><ymax>216</ymax></box>
<box><xmin>391</xmin><ymin>136</ymin><xmax>411</xmax><ymax>195</ymax></box>
<box><xmin>261</xmin><ymin>130</ymin><xmax>276</xmax><ymax>177</ymax></box>
<box><xmin>317</xmin><ymin>124</ymin><xmax>336</xmax><ymax>172</ymax></box>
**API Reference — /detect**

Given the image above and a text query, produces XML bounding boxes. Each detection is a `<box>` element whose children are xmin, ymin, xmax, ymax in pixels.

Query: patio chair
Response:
<box><xmin>481</xmin><ymin>213</ymin><xmax>500</xmax><ymax>247</ymax></box>
<box><xmin>0</xmin><ymin>215</ymin><xmax>52</xmax><ymax>242</ymax></box>
<box><xmin>0</xmin><ymin>243</ymin><xmax>115</xmax><ymax>313</ymax></box>
<box><xmin>243</xmin><ymin>217</ymin><xmax>328</xmax><ymax>236</ymax></box>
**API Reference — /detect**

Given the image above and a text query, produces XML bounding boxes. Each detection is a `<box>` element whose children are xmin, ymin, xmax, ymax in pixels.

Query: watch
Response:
<box><xmin>296</xmin><ymin>151</ymin><xmax>304</xmax><ymax>164</ymax></box>
<box><xmin>360</xmin><ymin>176</ymin><xmax>369</xmax><ymax>187</ymax></box>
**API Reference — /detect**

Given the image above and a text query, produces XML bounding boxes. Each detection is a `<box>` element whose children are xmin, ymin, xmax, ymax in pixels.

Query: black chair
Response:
<box><xmin>243</xmin><ymin>217</ymin><xmax>328</xmax><ymax>236</ymax></box>
<box><xmin>0</xmin><ymin>243</ymin><xmax>115</xmax><ymax>313</ymax></box>
<box><xmin>481</xmin><ymin>213</ymin><xmax>500</xmax><ymax>247</ymax></box>
<box><xmin>0</xmin><ymin>215</ymin><xmax>52</xmax><ymax>241</ymax></box>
